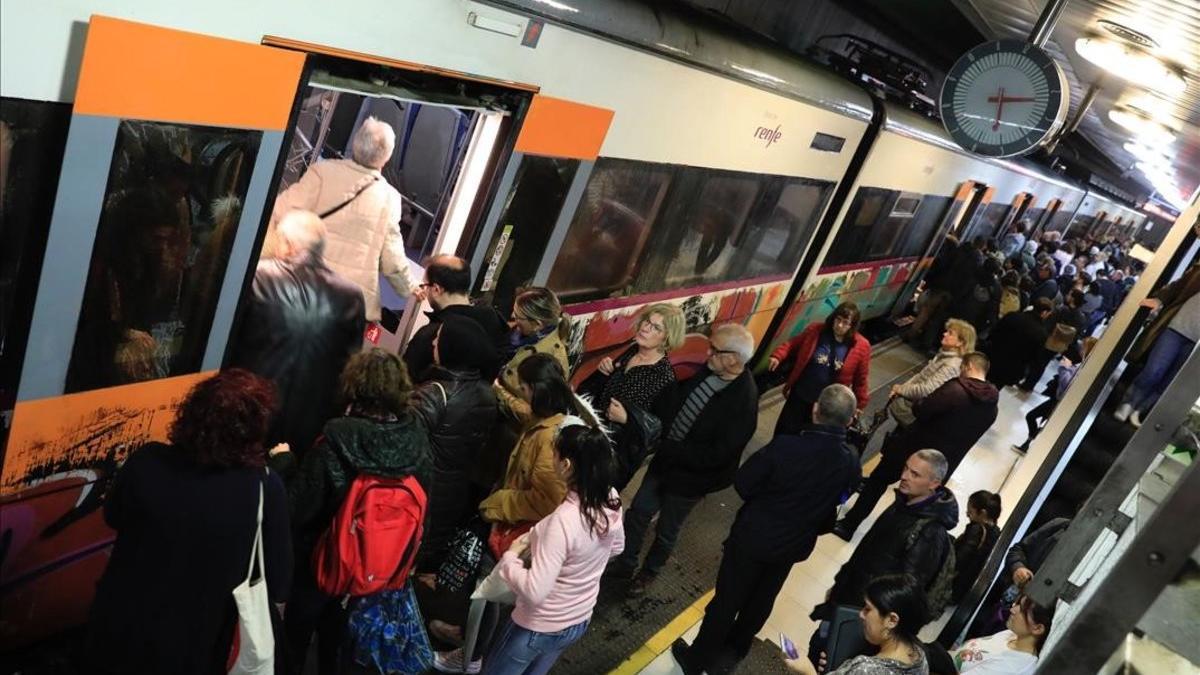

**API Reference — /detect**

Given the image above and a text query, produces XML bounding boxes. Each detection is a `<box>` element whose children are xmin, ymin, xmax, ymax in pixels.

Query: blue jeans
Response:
<box><xmin>613</xmin><ymin>469</ymin><xmax>702</xmax><ymax>576</ymax></box>
<box><xmin>482</xmin><ymin>618</ymin><xmax>588</xmax><ymax>675</ymax></box>
<box><xmin>1126</xmin><ymin>328</ymin><xmax>1195</xmax><ymax>412</ymax></box>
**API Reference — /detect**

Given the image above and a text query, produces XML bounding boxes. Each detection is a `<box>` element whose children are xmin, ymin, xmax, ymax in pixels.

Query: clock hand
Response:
<box><xmin>986</xmin><ymin>90</ymin><xmax>1036</xmax><ymax>131</ymax></box>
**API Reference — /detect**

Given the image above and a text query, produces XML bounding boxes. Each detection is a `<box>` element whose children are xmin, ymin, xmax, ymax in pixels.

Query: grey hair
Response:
<box><xmin>351</xmin><ymin>117</ymin><xmax>396</xmax><ymax>169</ymax></box>
<box><xmin>913</xmin><ymin>448</ymin><xmax>949</xmax><ymax>483</ymax></box>
<box><xmin>815</xmin><ymin>384</ymin><xmax>856</xmax><ymax>427</ymax></box>
<box><xmin>711</xmin><ymin>323</ymin><xmax>755</xmax><ymax>364</ymax></box>
<box><xmin>277</xmin><ymin>209</ymin><xmax>327</xmax><ymax>258</ymax></box>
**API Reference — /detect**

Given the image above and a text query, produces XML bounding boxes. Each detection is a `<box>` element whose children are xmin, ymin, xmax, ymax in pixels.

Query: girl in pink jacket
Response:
<box><xmin>484</xmin><ymin>424</ymin><xmax>625</xmax><ymax>675</ymax></box>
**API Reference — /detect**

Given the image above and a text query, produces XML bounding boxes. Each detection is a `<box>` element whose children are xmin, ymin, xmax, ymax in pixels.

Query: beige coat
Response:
<box><xmin>494</xmin><ymin>327</ymin><xmax>571</xmax><ymax>420</ymax></box>
<box><xmin>479</xmin><ymin>413</ymin><xmax>569</xmax><ymax>524</ymax></box>
<box><xmin>269</xmin><ymin>159</ymin><xmax>415</xmax><ymax>321</ymax></box>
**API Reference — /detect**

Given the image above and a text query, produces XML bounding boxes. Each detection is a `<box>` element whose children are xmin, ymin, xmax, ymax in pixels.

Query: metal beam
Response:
<box><xmin>1027</xmin><ymin>348</ymin><xmax>1200</xmax><ymax>607</ymax></box>
<box><xmin>1029</xmin><ymin>0</ymin><xmax>1071</xmax><ymax>48</ymax></box>
<box><xmin>1036</xmin><ymin>449</ymin><xmax>1200</xmax><ymax>673</ymax></box>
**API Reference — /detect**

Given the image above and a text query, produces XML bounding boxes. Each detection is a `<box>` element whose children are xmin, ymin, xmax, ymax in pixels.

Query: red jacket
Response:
<box><xmin>771</xmin><ymin>323</ymin><xmax>871</xmax><ymax>409</ymax></box>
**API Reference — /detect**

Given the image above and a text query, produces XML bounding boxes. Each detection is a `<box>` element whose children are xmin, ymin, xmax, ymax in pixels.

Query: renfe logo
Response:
<box><xmin>755</xmin><ymin>124</ymin><xmax>783</xmax><ymax>147</ymax></box>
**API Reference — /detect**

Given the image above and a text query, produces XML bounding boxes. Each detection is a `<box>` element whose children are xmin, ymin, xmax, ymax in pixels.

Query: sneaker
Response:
<box><xmin>831</xmin><ymin>521</ymin><xmax>854</xmax><ymax>542</ymax></box>
<box><xmin>1113</xmin><ymin>403</ymin><xmax>1133</xmax><ymax>422</ymax></box>
<box><xmin>1130</xmin><ymin>410</ymin><xmax>1143</xmax><ymax>428</ymax></box>
<box><xmin>627</xmin><ymin>572</ymin><xmax>656</xmax><ymax>598</ymax></box>
<box><xmin>1013</xmin><ymin>442</ymin><xmax>1029</xmax><ymax>455</ymax></box>
<box><xmin>433</xmin><ymin>647</ymin><xmax>482</xmax><ymax>674</ymax></box>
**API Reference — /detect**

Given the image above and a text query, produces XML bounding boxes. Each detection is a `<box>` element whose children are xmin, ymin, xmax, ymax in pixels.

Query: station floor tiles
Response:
<box><xmin>578</xmin><ymin>343</ymin><xmax>1053</xmax><ymax>675</ymax></box>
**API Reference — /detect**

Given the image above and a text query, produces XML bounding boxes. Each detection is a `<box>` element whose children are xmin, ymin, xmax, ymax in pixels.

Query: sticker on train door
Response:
<box><xmin>0</xmin><ymin>15</ymin><xmax>305</xmax><ymax>650</ymax></box>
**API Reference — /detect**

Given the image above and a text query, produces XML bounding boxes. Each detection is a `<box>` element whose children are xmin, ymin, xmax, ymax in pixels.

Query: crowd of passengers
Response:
<box><xmin>84</xmin><ymin>121</ymin><xmax>1194</xmax><ymax>675</ymax></box>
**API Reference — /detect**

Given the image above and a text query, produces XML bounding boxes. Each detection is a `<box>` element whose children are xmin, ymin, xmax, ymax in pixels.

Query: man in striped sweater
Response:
<box><xmin>606</xmin><ymin>323</ymin><xmax>759</xmax><ymax>598</ymax></box>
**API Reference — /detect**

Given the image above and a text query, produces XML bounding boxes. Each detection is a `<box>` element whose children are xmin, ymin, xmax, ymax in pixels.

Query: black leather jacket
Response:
<box><xmin>229</xmin><ymin>254</ymin><xmax>365</xmax><ymax>455</ymax></box>
<box><xmin>409</xmin><ymin>365</ymin><xmax>499</xmax><ymax>569</ymax></box>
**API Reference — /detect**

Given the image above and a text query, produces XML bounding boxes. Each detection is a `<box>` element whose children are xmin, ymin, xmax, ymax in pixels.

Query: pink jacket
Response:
<box><xmin>498</xmin><ymin>491</ymin><xmax>625</xmax><ymax>633</ymax></box>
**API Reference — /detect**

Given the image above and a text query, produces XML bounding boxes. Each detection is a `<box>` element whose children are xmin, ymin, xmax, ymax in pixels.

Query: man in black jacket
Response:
<box><xmin>836</xmin><ymin>353</ymin><xmax>996</xmax><ymax>539</ymax></box>
<box><xmin>811</xmin><ymin>449</ymin><xmax>958</xmax><ymax>658</ymax></box>
<box><xmin>672</xmin><ymin>384</ymin><xmax>860</xmax><ymax>675</ymax></box>
<box><xmin>608</xmin><ymin>324</ymin><xmax>759</xmax><ymax>597</ymax></box>
<box><xmin>986</xmin><ymin>298</ymin><xmax>1053</xmax><ymax>387</ymax></box>
<box><xmin>229</xmin><ymin>210</ymin><xmax>365</xmax><ymax>457</ymax></box>
<box><xmin>402</xmin><ymin>255</ymin><xmax>508</xmax><ymax>382</ymax></box>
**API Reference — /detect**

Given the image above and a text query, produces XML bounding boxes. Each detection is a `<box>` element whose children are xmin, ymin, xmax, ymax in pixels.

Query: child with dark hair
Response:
<box><xmin>952</xmin><ymin>595</ymin><xmax>1053</xmax><ymax>674</ymax></box>
<box><xmin>485</xmin><ymin>424</ymin><xmax>625</xmax><ymax>674</ymax></box>
<box><xmin>952</xmin><ymin>491</ymin><xmax>1002</xmax><ymax>603</ymax></box>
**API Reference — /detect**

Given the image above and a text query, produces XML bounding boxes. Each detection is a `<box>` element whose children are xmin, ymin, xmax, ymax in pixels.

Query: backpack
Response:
<box><xmin>313</xmin><ymin>473</ymin><xmax>428</xmax><ymax>597</ymax></box>
<box><xmin>905</xmin><ymin>517</ymin><xmax>957</xmax><ymax>619</ymax></box>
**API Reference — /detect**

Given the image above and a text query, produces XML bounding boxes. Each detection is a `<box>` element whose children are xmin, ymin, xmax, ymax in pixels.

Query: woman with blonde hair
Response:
<box><xmin>579</xmin><ymin>303</ymin><xmax>684</xmax><ymax>488</ymax></box>
<box><xmin>887</xmin><ymin>318</ymin><xmax>975</xmax><ymax>428</ymax></box>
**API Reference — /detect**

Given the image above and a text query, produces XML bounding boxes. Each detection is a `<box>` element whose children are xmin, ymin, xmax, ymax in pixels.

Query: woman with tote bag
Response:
<box><xmin>86</xmin><ymin>369</ymin><xmax>293</xmax><ymax>675</ymax></box>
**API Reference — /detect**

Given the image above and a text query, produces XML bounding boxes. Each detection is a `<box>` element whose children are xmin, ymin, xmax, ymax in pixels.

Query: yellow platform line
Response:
<box><xmin>609</xmin><ymin>589</ymin><xmax>715</xmax><ymax>675</ymax></box>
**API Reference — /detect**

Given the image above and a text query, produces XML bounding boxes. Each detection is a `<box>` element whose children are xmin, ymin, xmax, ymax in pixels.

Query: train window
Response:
<box><xmin>547</xmin><ymin>159</ymin><xmax>671</xmax><ymax>300</ymax></box>
<box><xmin>1046</xmin><ymin>209</ymin><xmax>1072</xmax><ymax>233</ymax></box>
<box><xmin>974</xmin><ymin>202</ymin><xmax>1011</xmax><ymax>240</ymax></box>
<box><xmin>1</xmin><ymin>99</ymin><xmax>72</xmax><ymax>418</ymax></box>
<box><xmin>822</xmin><ymin>187</ymin><xmax>897</xmax><ymax>267</ymax></box>
<box><xmin>476</xmin><ymin>156</ymin><xmax>579</xmax><ymax>312</ymax></box>
<box><xmin>731</xmin><ymin>179</ymin><xmax>833</xmax><ymax>278</ymax></box>
<box><xmin>865</xmin><ymin>191</ymin><xmax>922</xmax><ymax>259</ymax></box>
<box><xmin>64</xmin><ymin>120</ymin><xmax>263</xmax><ymax>394</ymax></box>
<box><xmin>653</xmin><ymin>173</ymin><xmax>762</xmax><ymax>288</ymax></box>
<box><xmin>898</xmin><ymin>196</ymin><xmax>951</xmax><ymax>258</ymax></box>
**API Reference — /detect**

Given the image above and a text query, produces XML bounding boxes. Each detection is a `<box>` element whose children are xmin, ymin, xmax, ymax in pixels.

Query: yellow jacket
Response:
<box><xmin>494</xmin><ymin>326</ymin><xmax>570</xmax><ymax>421</ymax></box>
<box><xmin>479</xmin><ymin>413</ymin><xmax>569</xmax><ymax>524</ymax></box>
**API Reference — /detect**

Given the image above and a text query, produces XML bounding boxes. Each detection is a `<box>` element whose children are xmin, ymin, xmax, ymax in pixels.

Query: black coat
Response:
<box><xmin>886</xmin><ymin>375</ymin><xmax>998</xmax><ymax>477</ymax></box>
<box><xmin>87</xmin><ymin>444</ymin><xmax>293</xmax><ymax>675</ymax></box>
<box><xmin>1005</xmin><ymin>517</ymin><xmax>1070</xmax><ymax>578</ymax></box>
<box><xmin>269</xmin><ymin>413</ymin><xmax>433</xmax><ymax>573</ymax></box>
<box><xmin>409</xmin><ymin>366</ymin><xmax>499</xmax><ymax>569</ymax></box>
<box><xmin>952</xmin><ymin>521</ymin><xmax>1001</xmax><ymax>602</ymax></box>
<box><xmin>986</xmin><ymin>310</ymin><xmax>1049</xmax><ymax>386</ymax></box>
<box><xmin>229</xmin><ymin>254</ymin><xmax>365</xmax><ymax>456</ymax></box>
<box><xmin>727</xmin><ymin>425</ymin><xmax>859</xmax><ymax>563</ymax></box>
<box><xmin>648</xmin><ymin>367</ymin><xmax>758</xmax><ymax>498</ymax></box>
<box><xmin>829</xmin><ymin>487</ymin><xmax>959</xmax><ymax>608</ymax></box>
<box><xmin>403</xmin><ymin>303</ymin><xmax>509</xmax><ymax>383</ymax></box>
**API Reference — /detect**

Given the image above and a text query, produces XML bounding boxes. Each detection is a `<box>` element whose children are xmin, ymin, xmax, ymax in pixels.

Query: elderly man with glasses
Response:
<box><xmin>605</xmin><ymin>323</ymin><xmax>759</xmax><ymax>598</ymax></box>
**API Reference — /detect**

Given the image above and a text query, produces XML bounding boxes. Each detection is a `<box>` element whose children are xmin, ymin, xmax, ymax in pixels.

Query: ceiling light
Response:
<box><xmin>1109</xmin><ymin>105</ymin><xmax>1178</xmax><ymax>145</ymax></box>
<box><xmin>1075</xmin><ymin>34</ymin><xmax>1187</xmax><ymax>94</ymax></box>
<box><xmin>1124</xmin><ymin>141</ymin><xmax>1173</xmax><ymax>162</ymax></box>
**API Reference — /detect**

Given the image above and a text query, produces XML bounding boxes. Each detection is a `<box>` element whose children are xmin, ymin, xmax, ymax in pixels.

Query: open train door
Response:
<box><xmin>0</xmin><ymin>16</ymin><xmax>304</xmax><ymax>648</ymax></box>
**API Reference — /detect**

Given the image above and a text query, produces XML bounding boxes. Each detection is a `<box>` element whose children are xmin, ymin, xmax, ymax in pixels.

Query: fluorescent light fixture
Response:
<box><xmin>530</xmin><ymin>0</ymin><xmax>579</xmax><ymax>12</ymax></box>
<box><xmin>1109</xmin><ymin>105</ymin><xmax>1178</xmax><ymax>146</ymax></box>
<box><xmin>1075</xmin><ymin>34</ymin><xmax>1187</xmax><ymax>94</ymax></box>
<box><xmin>1123</xmin><ymin>141</ymin><xmax>1172</xmax><ymax>159</ymax></box>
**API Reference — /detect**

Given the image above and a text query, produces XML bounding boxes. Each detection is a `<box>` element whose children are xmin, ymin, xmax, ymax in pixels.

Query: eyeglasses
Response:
<box><xmin>639</xmin><ymin>318</ymin><xmax>666</xmax><ymax>334</ymax></box>
<box><xmin>708</xmin><ymin>345</ymin><xmax>739</xmax><ymax>356</ymax></box>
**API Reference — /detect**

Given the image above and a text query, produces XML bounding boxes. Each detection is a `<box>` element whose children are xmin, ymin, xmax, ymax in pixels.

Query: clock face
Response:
<box><xmin>939</xmin><ymin>40</ymin><xmax>1070</xmax><ymax>158</ymax></box>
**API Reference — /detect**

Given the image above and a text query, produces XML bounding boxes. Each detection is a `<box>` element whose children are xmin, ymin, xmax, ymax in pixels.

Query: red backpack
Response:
<box><xmin>312</xmin><ymin>474</ymin><xmax>427</xmax><ymax>597</ymax></box>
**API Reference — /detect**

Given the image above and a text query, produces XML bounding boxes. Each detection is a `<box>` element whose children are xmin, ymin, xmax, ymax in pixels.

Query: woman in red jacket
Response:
<box><xmin>768</xmin><ymin>302</ymin><xmax>871</xmax><ymax>436</ymax></box>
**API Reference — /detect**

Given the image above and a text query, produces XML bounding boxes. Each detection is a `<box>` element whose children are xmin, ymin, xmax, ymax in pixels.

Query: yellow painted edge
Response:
<box><xmin>608</xmin><ymin>589</ymin><xmax>716</xmax><ymax>675</ymax></box>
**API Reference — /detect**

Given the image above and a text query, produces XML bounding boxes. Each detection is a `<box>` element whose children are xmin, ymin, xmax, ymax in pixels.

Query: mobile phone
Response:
<box><xmin>780</xmin><ymin>632</ymin><xmax>799</xmax><ymax>660</ymax></box>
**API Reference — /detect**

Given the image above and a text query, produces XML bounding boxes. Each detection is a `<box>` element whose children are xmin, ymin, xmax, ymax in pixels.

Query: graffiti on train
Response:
<box><xmin>566</xmin><ymin>280</ymin><xmax>788</xmax><ymax>383</ymax></box>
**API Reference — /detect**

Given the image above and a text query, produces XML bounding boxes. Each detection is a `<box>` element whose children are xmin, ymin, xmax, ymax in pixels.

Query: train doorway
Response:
<box><xmin>951</xmin><ymin>180</ymin><xmax>990</xmax><ymax>240</ymax></box>
<box><xmin>258</xmin><ymin>46</ymin><xmax>534</xmax><ymax>352</ymax></box>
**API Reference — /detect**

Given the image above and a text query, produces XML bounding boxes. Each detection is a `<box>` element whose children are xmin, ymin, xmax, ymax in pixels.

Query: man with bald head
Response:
<box><xmin>401</xmin><ymin>254</ymin><xmax>507</xmax><ymax>382</ymax></box>
<box><xmin>230</xmin><ymin>209</ymin><xmax>365</xmax><ymax>456</ymax></box>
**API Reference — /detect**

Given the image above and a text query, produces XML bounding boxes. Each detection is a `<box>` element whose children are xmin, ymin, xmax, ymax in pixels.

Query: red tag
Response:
<box><xmin>364</xmin><ymin>323</ymin><xmax>381</xmax><ymax>345</ymax></box>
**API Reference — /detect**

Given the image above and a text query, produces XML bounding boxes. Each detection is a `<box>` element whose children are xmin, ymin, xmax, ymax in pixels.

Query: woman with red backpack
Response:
<box><xmin>269</xmin><ymin>349</ymin><xmax>432</xmax><ymax>675</ymax></box>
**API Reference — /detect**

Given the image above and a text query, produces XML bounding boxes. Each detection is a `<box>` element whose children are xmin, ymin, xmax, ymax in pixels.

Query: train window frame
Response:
<box><xmin>822</xmin><ymin>186</ymin><xmax>901</xmax><ymax>267</ymax></box>
<box><xmin>897</xmin><ymin>195</ymin><xmax>953</xmax><ymax>258</ymax></box>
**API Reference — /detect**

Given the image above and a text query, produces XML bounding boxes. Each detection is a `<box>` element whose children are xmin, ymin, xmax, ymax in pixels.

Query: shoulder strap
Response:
<box><xmin>433</xmin><ymin>381</ymin><xmax>448</xmax><ymax>407</ymax></box>
<box><xmin>318</xmin><ymin>176</ymin><xmax>381</xmax><ymax>219</ymax></box>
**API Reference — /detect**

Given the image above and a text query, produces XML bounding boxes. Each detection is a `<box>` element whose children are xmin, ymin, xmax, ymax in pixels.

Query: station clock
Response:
<box><xmin>939</xmin><ymin>39</ymin><xmax>1070</xmax><ymax>158</ymax></box>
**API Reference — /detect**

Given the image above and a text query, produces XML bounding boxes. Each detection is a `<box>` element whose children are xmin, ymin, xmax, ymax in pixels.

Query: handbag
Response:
<box><xmin>487</xmin><ymin>521</ymin><xmax>535</xmax><ymax>560</ymax></box>
<box><xmin>228</xmin><ymin>479</ymin><xmax>274</xmax><ymax>675</ymax></box>
<box><xmin>436</xmin><ymin>527</ymin><xmax>485</xmax><ymax>594</ymax></box>
<box><xmin>1044</xmin><ymin>322</ymin><xmax>1077</xmax><ymax>353</ymax></box>
<box><xmin>471</xmin><ymin>562</ymin><xmax>517</xmax><ymax>605</ymax></box>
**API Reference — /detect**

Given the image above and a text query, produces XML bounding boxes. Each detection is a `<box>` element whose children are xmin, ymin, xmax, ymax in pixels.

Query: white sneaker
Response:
<box><xmin>433</xmin><ymin>647</ymin><xmax>482</xmax><ymax>674</ymax></box>
<box><xmin>1113</xmin><ymin>403</ymin><xmax>1133</xmax><ymax>422</ymax></box>
<box><xmin>1130</xmin><ymin>410</ymin><xmax>1143</xmax><ymax>428</ymax></box>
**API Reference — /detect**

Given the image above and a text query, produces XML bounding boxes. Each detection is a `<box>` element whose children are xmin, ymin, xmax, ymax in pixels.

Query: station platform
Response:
<box><xmin>552</xmin><ymin>339</ymin><xmax>1045</xmax><ymax>675</ymax></box>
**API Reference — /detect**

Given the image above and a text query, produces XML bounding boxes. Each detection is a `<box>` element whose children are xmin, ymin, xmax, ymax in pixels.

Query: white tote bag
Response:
<box><xmin>229</xmin><ymin>481</ymin><xmax>274</xmax><ymax>675</ymax></box>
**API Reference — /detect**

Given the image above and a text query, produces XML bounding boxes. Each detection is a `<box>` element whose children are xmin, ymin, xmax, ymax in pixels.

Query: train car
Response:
<box><xmin>0</xmin><ymin>0</ymin><xmax>1154</xmax><ymax>648</ymax></box>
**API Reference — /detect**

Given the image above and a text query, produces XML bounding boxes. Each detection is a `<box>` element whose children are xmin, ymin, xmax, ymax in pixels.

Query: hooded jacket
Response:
<box><xmin>410</xmin><ymin>366</ymin><xmax>498</xmax><ymax>569</ymax></box>
<box><xmin>829</xmin><ymin>487</ymin><xmax>959</xmax><ymax>607</ymax></box>
<box><xmin>403</xmin><ymin>303</ymin><xmax>509</xmax><ymax>383</ymax></box>
<box><xmin>269</xmin><ymin>413</ymin><xmax>433</xmax><ymax>566</ymax></box>
<box><xmin>229</xmin><ymin>254</ymin><xmax>365</xmax><ymax>456</ymax></box>
<box><xmin>888</xmin><ymin>375</ymin><xmax>999</xmax><ymax>477</ymax></box>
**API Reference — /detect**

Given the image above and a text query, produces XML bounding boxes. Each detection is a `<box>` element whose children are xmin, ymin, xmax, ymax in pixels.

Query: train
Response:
<box><xmin>0</xmin><ymin>0</ymin><xmax>1151</xmax><ymax>648</ymax></box>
